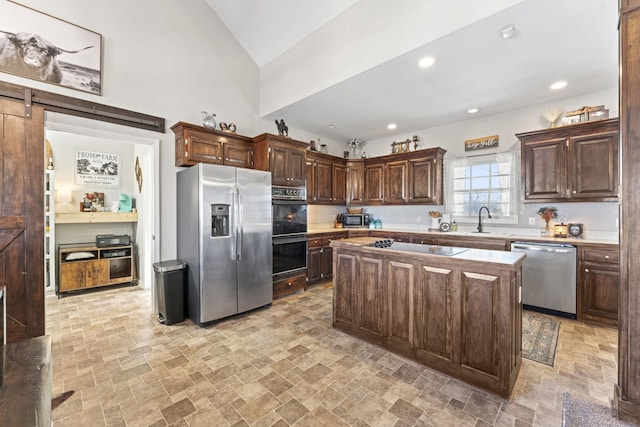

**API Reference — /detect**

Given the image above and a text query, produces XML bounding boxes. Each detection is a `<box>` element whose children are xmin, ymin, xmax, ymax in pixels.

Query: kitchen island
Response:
<box><xmin>331</xmin><ymin>237</ymin><xmax>526</xmax><ymax>399</ymax></box>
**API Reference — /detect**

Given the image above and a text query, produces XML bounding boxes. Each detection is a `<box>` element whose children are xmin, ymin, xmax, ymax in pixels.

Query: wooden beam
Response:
<box><xmin>0</xmin><ymin>81</ymin><xmax>165</xmax><ymax>133</ymax></box>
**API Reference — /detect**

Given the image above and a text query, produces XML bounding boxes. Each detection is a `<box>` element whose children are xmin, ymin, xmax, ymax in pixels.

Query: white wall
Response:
<box><xmin>2</xmin><ymin>0</ymin><xmax>268</xmax><ymax>261</ymax></box>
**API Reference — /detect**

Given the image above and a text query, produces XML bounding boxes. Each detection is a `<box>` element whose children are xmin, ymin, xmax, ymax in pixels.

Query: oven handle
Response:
<box><xmin>272</xmin><ymin>199</ymin><xmax>307</xmax><ymax>205</ymax></box>
<box><xmin>272</xmin><ymin>235</ymin><xmax>308</xmax><ymax>245</ymax></box>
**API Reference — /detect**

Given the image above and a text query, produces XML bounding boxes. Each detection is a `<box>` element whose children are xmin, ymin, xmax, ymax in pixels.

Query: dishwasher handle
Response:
<box><xmin>511</xmin><ymin>242</ymin><xmax>575</xmax><ymax>254</ymax></box>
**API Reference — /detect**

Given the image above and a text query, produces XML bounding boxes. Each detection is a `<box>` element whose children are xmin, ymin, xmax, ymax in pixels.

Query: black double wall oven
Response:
<box><xmin>272</xmin><ymin>186</ymin><xmax>307</xmax><ymax>280</ymax></box>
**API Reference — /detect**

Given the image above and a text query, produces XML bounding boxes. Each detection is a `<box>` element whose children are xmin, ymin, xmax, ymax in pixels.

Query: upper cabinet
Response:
<box><xmin>364</xmin><ymin>147</ymin><xmax>446</xmax><ymax>205</ymax></box>
<box><xmin>306</xmin><ymin>151</ymin><xmax>347</xmax><ymax>204</ymax></box>
<box><xmin>253</xmin><ymin>133</ymin><xmax>308</xmax><ymax>186</ymax></box>
<box><xmin>346</xmin><ymin>160</ymin><xmax>365</xmax><ymax>206</ymax></box>
<box><xmin>171</xmin><ymin>122</ymin><xmax>254</xmax><ymax>168</ymax></box>
<box><xmin>518</xmin><ymin>118</ymin><xmax>619</xmax><ymax>202</ymax></box>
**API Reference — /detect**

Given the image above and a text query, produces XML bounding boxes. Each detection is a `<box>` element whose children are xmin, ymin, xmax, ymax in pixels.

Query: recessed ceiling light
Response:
<box><xmin>467</xmin><ymin>108</ymin><xmax>479</xmax><ymax>114</ymax></box>
<box><xmin>387</xmin><ymin>123</ymin><xmax>397</xmax><ymax>130</ymax></box>
<box><xmin>418</xmin><ymin>56</ymin><xmax>436</xmax><ymax>68</ymax></box>
<box><xmin>501</xmin><ymin>25</ymin><xmax>516</xmax><ymax>39</ymax></box>
<box><xmin>550</xmin><ymin>80</ymin><xmax>568</xmax><ymax>90</ymax></box>
<box><xmin>328</xmin><ymin>124</ymin><xmax>336</xmax><ymax>128</ymax></box>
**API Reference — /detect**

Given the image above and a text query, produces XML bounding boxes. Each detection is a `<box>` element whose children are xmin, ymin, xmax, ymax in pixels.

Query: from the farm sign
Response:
<box><xmin>0</xmin><ymin>1</ymin><xmax>102</xmax><ymax>94</ymax></box>
<box><xmin>75</xmin><ymin>150</ymin><xmax>120</xmax><ymax>188</ymax></box>
<box><xmin>464</xmin><ymin>135</ymin><xmax>499</xmax><ymax>152</ymax></box>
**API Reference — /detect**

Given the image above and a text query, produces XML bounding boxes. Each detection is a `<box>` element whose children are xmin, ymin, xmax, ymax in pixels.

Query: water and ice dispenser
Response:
<box><xmin>211</xmin><ymin>204</ymin><xmax>229</xmax><ymax>237</ymax></box>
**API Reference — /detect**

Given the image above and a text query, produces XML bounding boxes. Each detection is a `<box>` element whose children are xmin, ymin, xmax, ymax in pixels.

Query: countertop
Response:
<box><xmin>309</xmin><ymin>226</ymin><xmax>618</xmax><ymax>246</ymax></box>
<box><xmin>331</xmin><ymin>237</ymin><xmax>526</xmax><ymax>266</ymax></box>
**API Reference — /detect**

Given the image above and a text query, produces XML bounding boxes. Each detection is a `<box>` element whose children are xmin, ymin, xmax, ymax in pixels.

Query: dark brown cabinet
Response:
<box><xmin>332</xmin><ymin>239</ymin><xmax>523</xmax><ymax>398</ymax></box>
<box><xmin>171</xmin><ymin>122</ymin><xmax>254</xmax><ymax>168</ymax></box>
<box><xmin>306</xmin><ymin>151</ymin><xmax>346</xmax><ymax>204</ymax></box>
<box><xmin>273</xmin><ymin>272</ymin><xmax>306</xmax><ymax>299</ymax></box>
<box><xmin>578</xmin><ymin>244</ymin><xmax>619</xmax><ymax>327</ymax></box>
<box><xmin>370</xmin><ymin>230</ymin><xmax>413</xmax><ymax>243</ymax></box>
<box><xmin>408</xmin><ymin>155</ymin><xmax>443</xmax><ymax>204</ymax></box>
<box><xmin>364</xmin><ymin>160</ymin><xmax>385</xmax><ymax>205</ymax></box>
<box><xmin>307</xmin><ymin>231</ymin><xmax>347</xmax><ymax>285</ymax></box>
<box><xmin>518</xmin><ymin>119</ymin><xmax>619</xmax><ymax>202</ymax></box>
<box><xmin>253</xmin><ymin>133</ymin><xmax>307</xmax><ymax>186</ymax></box>
<box><xmin>346</xmin><ymin>160</ymin><xmax>365</xmax><ymax>205</ymax></box>
<box><xmin>364</xmin><ymin>148</ymin><xmax>445</xmax><ymax>205</ymax></box>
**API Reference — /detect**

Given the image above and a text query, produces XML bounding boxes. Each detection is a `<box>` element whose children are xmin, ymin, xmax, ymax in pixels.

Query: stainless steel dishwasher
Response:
<box><xmin>510</xmin><ymin>241</ymin><xmax>577</xmax><ymax>318</ymax></box>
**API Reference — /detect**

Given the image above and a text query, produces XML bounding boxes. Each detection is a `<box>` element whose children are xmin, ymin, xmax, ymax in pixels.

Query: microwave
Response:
<box><xmin>337</xmin><ymin>213</ymin><xmax>370</xmax><ymax>228</ymax></box>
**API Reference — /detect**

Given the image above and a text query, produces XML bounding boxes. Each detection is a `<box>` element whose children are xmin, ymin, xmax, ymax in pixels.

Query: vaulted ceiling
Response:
<box><xmin>206</xmin><ymin>0</ymin><xmax>618</xmax><ymax>142</ymax></box>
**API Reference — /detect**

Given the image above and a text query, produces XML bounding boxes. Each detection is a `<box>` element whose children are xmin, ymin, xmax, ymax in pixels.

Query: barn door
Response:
<box><xmin>0</xmin><ymin>97</ymin><xmax>44</xmax><ymax>342</ymax></box>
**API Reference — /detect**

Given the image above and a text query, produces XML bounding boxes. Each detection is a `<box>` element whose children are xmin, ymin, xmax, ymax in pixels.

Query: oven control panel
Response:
<box><xmin>272</xmin><ymin>186</ymin><xmax>306</xmax><ymax>201</ymax></box>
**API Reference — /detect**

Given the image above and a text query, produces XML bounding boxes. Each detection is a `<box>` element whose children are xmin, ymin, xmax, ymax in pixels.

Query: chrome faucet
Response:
<box><xmin>477</xmin><ymin>206</ymin><xmax>492</xmax><ymax>233</ymax></box>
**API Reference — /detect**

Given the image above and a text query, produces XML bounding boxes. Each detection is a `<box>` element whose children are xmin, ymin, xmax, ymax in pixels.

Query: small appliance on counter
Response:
<box><xmin>119</xmin><ymin>194</ymin><xmax>132</xmax><ymax>212</ymax></box>
<box><xmin>337</xmin><ymin>211</ymin><xmax>370</xmax><ymax>228</ymax></box>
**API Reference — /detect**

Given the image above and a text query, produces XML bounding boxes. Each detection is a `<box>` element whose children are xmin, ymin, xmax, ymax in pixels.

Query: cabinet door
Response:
<box><xmin>332</xmin><ymin>162</ymin><xmax>347</xmax><ymax>205</ymax></box>
<box><xmin>316</xmin><ymin>159</ymin><xmax>333</xmax><ymax>204</ymax></box>
<box><xmin>185</xmin><ymin>129</ymin><xmax>223</xmax><ymax>165</ymax></box>
<box><xmin>224</xmin><ymin>142</ymin><xmax>253</xmax><ymax>168</ymax></box>
<box><xmin>270</xmin><ymin>145</ymin><xmax>289</xmax><ymax>185</ymax></box>
<box><xmin>59</xmin><ymin>262</ymin><xmax>86</xmax><ymax>292</ymax></box>
<box><xmin>85</xmin><ymin>260</ymin><xmax>109</xmax><ymax>287</ymax></box>
<box><xmin>365</xmin><ymin>162</ymin><xmax>385</xmax><ymax>205</ymax></box>
<box><xmin>522</xmin><ymin>137</ymin><xmax>567</xmax><ymax>200</ymax></box>
<box><xmin>356</xmin><ymin>255</ymin><xmax>386</xmax><ymax>338</ymax></box>
<box><xmin>580</xmin><ymin>263</ymin><xmax>618</xmax><ymax>326</ymax></box>
<box><xmin>286</xmin><ymin>149</ymin><xmax>307</xmax><ymax>187</ymax></box>
<box><xmin>306</xmin><ymin>159</ymin><xmax>317</xmax><ymax>203</ymax></box>
<box><xmin>414</xmin><ymin>265</ymin><xmax>456</xmax><ymax>363</ymax></box>
<box><xmin>307</xmin><ymin>247</ymin><xmax>323</xmax><ymax>284</ymax></box>
<box><xmin>385</xmin><ymin>160</ymin><xmax>408</xmax><ymax>204</ymax></box>
<box><xmin>346</xmin><ymin>160</ymin><xmax>365</xmax><ymax>205</ymax></box>
<box><xmin>570</xmin><ymin>131</ymin><xmax>619</xmax><ymax>200</ymax></box>
<box><xmin>408</xmin><ymin>157</ymin><xmax>441</xmax><ymax>204</ymax></box>
<box><xmin>322</xmin><ymin>245</ymin><xmax>334</xmax><ymax>280</ymax></box>
<box><xmin>334</xmin><ymin>252</ymin><xmax>358</xmax><ymax>326</ymax></box>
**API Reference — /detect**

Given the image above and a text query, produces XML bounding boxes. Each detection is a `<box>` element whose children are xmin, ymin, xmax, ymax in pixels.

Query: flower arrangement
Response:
<box><xmin>537</xmin><ymin>206</ymin><xmax>558</xmax><ymax>232</ymax></box>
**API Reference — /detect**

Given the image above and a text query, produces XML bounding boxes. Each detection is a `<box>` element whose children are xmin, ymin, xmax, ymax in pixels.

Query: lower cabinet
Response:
<box><xmin>307</xmin><ymin>232</ymin><xmax>347</xmax><ymax>285</ymax></box>
<box><xmin>58</xmin><ymin>244</ymin><xmax>133</xmax><ymax>295</ymax></box>
<box><xmin>273</xmin><ymin>272</ymin><xmax>306</xmax><ymax>299</ymax></box>
<box><xmin>577</xmin><ymin>244</ymin><xmax>619</xmax><ymax>327</ymax></box>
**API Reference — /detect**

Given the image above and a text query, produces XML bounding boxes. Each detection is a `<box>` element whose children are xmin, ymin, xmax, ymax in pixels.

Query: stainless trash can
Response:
<box><xmin>153</xmin><ymin>260</ymin><xmax>187</xmax><ymax>325</ymax></box>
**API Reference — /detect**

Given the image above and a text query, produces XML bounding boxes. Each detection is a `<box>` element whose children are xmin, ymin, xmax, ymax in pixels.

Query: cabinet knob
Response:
<box><xmin>585</xmin><ymin>268</ymin><xmax>589</xmax><ymax>272</ymax></box>
<box><xmin>572</xmin><ymin>190</ymin><xmax>577</xmax><ymax>194</ymax></box>
<box><xmin>604</xmin><ymin>255</ymin><xmax>610</xmax><ymax>259</ymax></box>
<box><xmin>287</xmin><ymin>282</ymin><xmax>292</xmax><ymax>287</ymax></box>
<box><xmin>526</xmin><ymin>192</ymin><xmax>530</xmax><ymax>196</ymax></box>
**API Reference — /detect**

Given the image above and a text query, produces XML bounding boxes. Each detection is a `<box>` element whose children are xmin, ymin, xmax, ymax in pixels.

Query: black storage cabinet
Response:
<box><xmin>154</xmin><ymin>260</ymin><xmax>187</xmax><ymax>325</ymax></box>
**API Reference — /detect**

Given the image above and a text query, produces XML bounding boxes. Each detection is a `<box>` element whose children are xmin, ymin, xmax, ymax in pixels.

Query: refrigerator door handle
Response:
<box><xmin>237</xmin><ymin>190</ymin><xmax>243</xmax><ymax>260</ymax></box>
<box><xmin>230</xmin><ymin>191</ymin><xmax>237</xmax><ymax>261</ymax></box>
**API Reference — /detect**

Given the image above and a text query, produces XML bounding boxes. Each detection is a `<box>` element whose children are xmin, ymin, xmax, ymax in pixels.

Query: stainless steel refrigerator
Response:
<box><xmin>177</xmin><ymin>163</ymin><xmax>272</xmax><ymax>326</ymax></box>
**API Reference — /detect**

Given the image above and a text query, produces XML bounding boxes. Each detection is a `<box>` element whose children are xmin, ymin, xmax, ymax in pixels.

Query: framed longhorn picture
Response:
<box><xmin>0</xmin><ymin>1</ymin><xmax>102</xmax><ymax>95</ymax></box>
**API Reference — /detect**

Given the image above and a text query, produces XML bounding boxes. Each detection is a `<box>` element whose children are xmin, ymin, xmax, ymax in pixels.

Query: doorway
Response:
<box><xmin>43</xmin><ymin>117</ymin><xmax>159</xmax><ymax>314</ymax></box>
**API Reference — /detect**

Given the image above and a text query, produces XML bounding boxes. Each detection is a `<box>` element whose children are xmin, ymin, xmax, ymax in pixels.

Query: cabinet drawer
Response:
<box><xmin>323</xmin><ymin>233</ymin><xmax>347</xmax><ymax>245</ymax></box>
<box><xmin>273</xmin><ymin>273</ymin><xmax>306</xmax><ymax>298</ymax></box>
<box><xmin>582</xmin><ymin>247</ymin><xmax>619</xmax><ymax>264</ymax></box>
<box><xmin>308</xmin><ymin>235</ymin><xmax>323</xmax><ymax>248</ymax></box>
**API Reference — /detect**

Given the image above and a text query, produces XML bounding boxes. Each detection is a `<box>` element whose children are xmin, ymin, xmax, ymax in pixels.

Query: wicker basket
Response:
<box><xmin>347</xmin><ymin>208</ymin><xmax>363</xmax><ymax>214</ymax></box>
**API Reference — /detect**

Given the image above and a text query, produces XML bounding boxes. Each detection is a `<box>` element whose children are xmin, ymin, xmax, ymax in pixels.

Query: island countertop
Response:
<box><xmin>331</xmin><ymin>236</ymin><xmax>526</xmax><ymax>266</ymax></box>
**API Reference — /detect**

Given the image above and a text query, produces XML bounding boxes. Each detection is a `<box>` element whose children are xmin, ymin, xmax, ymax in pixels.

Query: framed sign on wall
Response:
<box><xmin>0</xmin><ymin>1</ymin><xmax>102</xmax><ymax>94</ymax></box>
<box><xmin>75</xmin><ymin>150</ymin><xmax>120</xmax><ymax>188</ymax></box>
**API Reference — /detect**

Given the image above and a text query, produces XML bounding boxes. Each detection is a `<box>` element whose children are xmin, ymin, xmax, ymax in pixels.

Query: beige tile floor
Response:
<box><xmin>47</xmin><ymin>282</ymin><xmax>619</xmax><ymax>426</ymax></box>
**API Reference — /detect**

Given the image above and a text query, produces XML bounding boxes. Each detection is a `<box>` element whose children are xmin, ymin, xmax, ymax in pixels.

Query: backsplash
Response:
<box><xmin>308</xmin><ymin>201</ymin><xmax>619</xmax><ymax>237</ymax></box>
